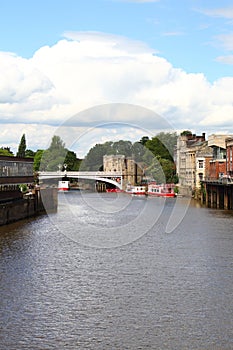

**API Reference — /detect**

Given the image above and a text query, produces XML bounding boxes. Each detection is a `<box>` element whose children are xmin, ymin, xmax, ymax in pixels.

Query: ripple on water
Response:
<box><xmin>0</xmin><ymin>194</ymin><xmax>233</xmax><ymax>349</ymax></box>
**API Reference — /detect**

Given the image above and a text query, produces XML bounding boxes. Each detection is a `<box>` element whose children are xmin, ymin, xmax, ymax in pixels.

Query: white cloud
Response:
<box><xmin>215</xmin><ymin>33</ymin><xmax>233</xmax><ymax>51</ymax></box>
<box><xmin>0</xmin><ymin>52</ymin><xmax>53</xmax><ymax>104</ymax></box>
<box><xmin>215</xmin><ymin>55</ymin><xmax>233</xmax><ymax>64</ymax></box>
<box><xmin>0</xmin><ymin>123</ymin><xmax>56</xmax><ymax>154</ymax></box>
<box><xmin>199</xmin><ymin>7</ymin><xmax>233</xmax><ymax>19</ymax></box>
<box><xmin>0</xmin><ymin>31</ymin><xmax>233</xmax><ymax>155</ymax></box>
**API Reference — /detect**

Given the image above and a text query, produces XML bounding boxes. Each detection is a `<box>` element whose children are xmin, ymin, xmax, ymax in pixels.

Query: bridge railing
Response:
<box><xmin>38</xmin><ymin>171</ymin><xmax>124</xmax><ymax>189</ymax></box>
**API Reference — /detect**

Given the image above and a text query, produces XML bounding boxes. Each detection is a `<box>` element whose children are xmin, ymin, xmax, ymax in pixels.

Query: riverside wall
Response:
<box><xmin>0</xmin><ymin>188</ymin><xmax>57</xmax><ymax>226</ymax></box>
<box><xmin>201</xmin><ymin>182</ymin><xmax>233</xmax><ymax>210</ymax></box>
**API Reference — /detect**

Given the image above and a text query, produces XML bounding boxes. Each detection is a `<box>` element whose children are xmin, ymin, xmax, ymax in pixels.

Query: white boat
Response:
<box><xmin>147</xmin><ymin>183</ymin><xmax>176</xmax><ymax>198</ymax></box>
<box><xmin>125</xmin><ymin>184</ymin><xmax>147</xmax><ymax>195</ymax></box>
<box><xmin>58</xmin><ymin>180</ymin><xmax>70</xmax><ymax>191</ymax></box>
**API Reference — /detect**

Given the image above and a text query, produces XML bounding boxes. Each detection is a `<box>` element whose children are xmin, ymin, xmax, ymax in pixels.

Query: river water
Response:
<box><xmin>1</xmin><ymin>191</ymin><xmax>233</xmax><ymax>349</ymax></box>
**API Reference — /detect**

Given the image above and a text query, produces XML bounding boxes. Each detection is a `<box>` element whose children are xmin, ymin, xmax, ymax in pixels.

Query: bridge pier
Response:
<box><xmin>203</xmin><ymin>182</ymin><xmax>233</xmax><ymax>210</ymax></box>
<box><xmin>95</xmin><ymin>182</ymin><xmax>106</xmax><ymax>192</ymax></box>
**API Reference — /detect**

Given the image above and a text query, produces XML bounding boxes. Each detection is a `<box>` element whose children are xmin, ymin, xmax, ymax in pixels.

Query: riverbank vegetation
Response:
<box><xmin>1</xmin><ymin>132</ymin><xmax>179</xmax><ymax>183</ymax></box>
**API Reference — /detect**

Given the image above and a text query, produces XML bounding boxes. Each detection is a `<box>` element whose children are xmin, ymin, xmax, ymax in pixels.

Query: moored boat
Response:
<box><xmin>125</xmin><ymin>184</ymin><xmax>147</xmax><ymax>195</ymax></box>
<box><xmin>147</xmin><ymin>183</ymin><xmax>176</xmax><ymax>197</ymax></box>
<box><xmin>58</xmin><ymin>180</ymin><xmax>70</xmax><ymax>191</ymax></box>
<box><xmin>106</xmin><ymin>188</ymin><xmax>123</xmax><ymax>193</ymax></box>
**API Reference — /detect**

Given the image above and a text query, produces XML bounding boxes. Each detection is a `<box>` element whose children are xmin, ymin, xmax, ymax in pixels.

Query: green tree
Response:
<box><xmin>139</xmin><ymin>136</ymin><xmax>150</xmax><ymax>146</ymax></box>
<box><xmin>144</xmin><ymin>136</ymin><xmax>173</xmax><ymax>161</ymax></box>
<box><xmin>156</xmin><ymin>132</ymin><xmax>177</xmax><ymax>158</ymax></box>
<box><xmin>64</xmin><ymin>150</ymin><xmax>81</xmax><ymax>171</ymax></box>
<box><xmin>49</xmin><ymin>135</ymin><xmax>65</xmax><ymax>152</ymax></box>
<box><xmin>132</xmin><ymin>141</ymin><xmax>147</xmax><ymax>163</ymax></box>
<box><xmin>143</xmin><ymin>132</ymin><xmax>178</xmax><ymax>183</ymax></box>
<box><xmin>81</xmin><ymin>143</ymin><xmax>110</xmax><ymax>171</ymax></box>
<box><xmin>40</xmin><ymin>136</ymin><xmax>67</xmax><ymax>171</ymax></box>
<box><xmin>180</xmin><ymin>130</ymin><xmax>192</xmax><ymax>136</ymax></box>
<box><xmin>16</xmin><ymin>134</ymin><xmax>26</xmax><ymax>157</ymax></box>
<box><xmin>0</xmin><ymin>147</ymin><xmax>14</xmax><ymax>156</ymax></box>
<box><xmin>33</xmin><ymin>150</ymin><xmax>44</xmax><ymax>171</ymax></box>
<box><xmin>25</xmin><ymin>149</ymin><xmax>35</xmax><ymax>158</ymax></box>
<box><xmin>112</xmin><ymin>140</ymin><xmax>133</xmax><ymax>156</ymax></box>
<box><xmin>81</xmin><ymin>140</ymin><xmax>135</xmax><ymax>171</ymax></box>
<box><xmin>146</xmin><ymin>157</ymin><xmax>176</xmax><ymax>183</ymax></box>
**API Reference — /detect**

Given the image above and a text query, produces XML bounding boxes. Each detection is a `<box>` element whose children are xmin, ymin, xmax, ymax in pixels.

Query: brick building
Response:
<box><xmin>226</xmin><ymin>137</ymin><xmax>233</xmax><ymax>177</ymax></box>
<box><xmin>207</xmin><ymin>134</ymin><xmax>233</xmax><ymax>180</ymax></box>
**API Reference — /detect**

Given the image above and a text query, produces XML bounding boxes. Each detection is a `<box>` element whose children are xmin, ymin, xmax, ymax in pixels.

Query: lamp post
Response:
<box><xmin>63</xmin><ymin>163</ymin><xmax>67</xmax><ymax>175</ymax></box>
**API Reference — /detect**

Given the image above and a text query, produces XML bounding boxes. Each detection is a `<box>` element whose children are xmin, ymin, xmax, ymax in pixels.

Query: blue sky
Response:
<box><xmin>1</xmin><ymin>0</ymin><xmax>233</xmax><ymax>81</ymax></box>
<box><xmin>0</xmin><ymin>0</ymin><xmax>233</xmax><ymax>155</ymax></box>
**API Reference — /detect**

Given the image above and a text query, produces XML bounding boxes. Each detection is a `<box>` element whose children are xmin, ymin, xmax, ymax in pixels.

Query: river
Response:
<box><xmin>0</xmin><ymin>191</ymin><xmax>233</xmax><ymax>349</ymax></box>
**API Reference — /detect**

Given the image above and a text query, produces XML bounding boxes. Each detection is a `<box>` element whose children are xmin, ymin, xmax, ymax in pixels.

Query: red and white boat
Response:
<box><xmin>125</xmin><ymin>184</ymin><xmax>147</xmax><ymax>195</ymax></box>
<box><xmin>147</xmin><ymin>183</ymin><xmax>176</xmax><ymax>197</ymax></box>
<box><xmin>58</xmin><ymin>180</ymin><xmax>70</xmax><ymax>191</ymax></box>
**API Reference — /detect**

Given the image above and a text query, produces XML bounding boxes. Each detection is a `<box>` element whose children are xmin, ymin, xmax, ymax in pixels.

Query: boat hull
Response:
<box><xmin>58</xmin><ymin>180</ymin><xmax>70</xmax><ymax>191</ymax></box>
<box><xmin>147</xmin><ymin>191</ymin><xmax>175</xmax><ymax>198</ymax></box>
<box><xmin>125</xmin><ymin>185</ymin><xmax>147</xmax><ymax>195</ymax></box>
<box><xmin>147</xmin><ymin>183</ymin><xmax>176</xmax><ymax>198</ymax></box>
<box><xmin>106</xmin><ymin>188</ymin><xmax>123</xmax><ymax>193</ymax></box>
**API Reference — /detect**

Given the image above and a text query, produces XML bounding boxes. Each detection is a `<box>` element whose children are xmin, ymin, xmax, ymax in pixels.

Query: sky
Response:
<box><xmin>0</xmin><ymin>0</ymin><xmax>233</xmax><ymax>157</ymax></box>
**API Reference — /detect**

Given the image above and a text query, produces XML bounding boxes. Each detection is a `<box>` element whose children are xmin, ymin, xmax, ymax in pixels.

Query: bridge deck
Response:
<box><xmin>38</xmin><ymin>171</ymin><xmax>124</xmax><ymax>189</ymax></box>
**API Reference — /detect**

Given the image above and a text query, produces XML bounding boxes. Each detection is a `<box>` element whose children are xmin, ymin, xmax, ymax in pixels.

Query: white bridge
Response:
<box><xmin>38</xmin><ymin>171</ymin><xmax>124</xmax><ymax>190</ymax></box>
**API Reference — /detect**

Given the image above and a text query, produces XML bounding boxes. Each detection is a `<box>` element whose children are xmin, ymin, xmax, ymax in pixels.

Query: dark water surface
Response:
<box><xmin>1</xmin><ymin>192</ymin><xmax>233</xmax><ymax>349</ymax></box>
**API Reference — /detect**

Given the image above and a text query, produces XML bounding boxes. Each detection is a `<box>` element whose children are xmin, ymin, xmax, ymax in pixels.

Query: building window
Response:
<box><xmin>198</xmin><ymin>160</ymin><xmax>204</xmax><ymax>169</ymax></box>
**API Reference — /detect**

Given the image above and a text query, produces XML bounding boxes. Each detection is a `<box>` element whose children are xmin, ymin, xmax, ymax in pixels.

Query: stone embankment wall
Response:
<box><xmin>0</xmin><ymin>188</ymin><xmax>57</xmax><ymax>226</ymax></box>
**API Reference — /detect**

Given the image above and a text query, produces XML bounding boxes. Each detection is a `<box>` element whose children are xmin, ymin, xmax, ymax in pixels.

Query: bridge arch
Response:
<box><xmin>38</xmin><ymin>171</ymin><xmax>123</xmax><ymax>190</ymax></box>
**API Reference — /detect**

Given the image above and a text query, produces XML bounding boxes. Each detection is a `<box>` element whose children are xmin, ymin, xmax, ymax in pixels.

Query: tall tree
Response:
<box><xmin>64</xmin><ymin>150</ymin><xmax>81</xmax><ymax>171</ymax></box>
<box><xmin>143</xmin><ymin>132</ymin><xmax>178</xmax><ymax>183</ymax></box>
<box><xmin>40</xmin><ymin>135</ymin><xmax>67</xmax><ymax>171</ymax></box>
<box><xmin>17</xmin><ymin>134</ymin><xmax>26</xmax><ymax>157</ymax></box>
<box><xmin>144</xmin><ymin>136</ymin><xmax>173</xmax><ymax>162</ymax></box>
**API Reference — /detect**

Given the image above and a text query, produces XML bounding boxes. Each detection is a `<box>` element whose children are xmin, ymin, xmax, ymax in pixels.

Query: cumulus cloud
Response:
<box><xmin>0</xmin><ymin>52</ymin><xmax>53</xmax><ymax>103</ymax></box>
<box><xmin>0</xmin><ymin>31</ymin><xmax>233</xmax><ymax>154</ymax></box>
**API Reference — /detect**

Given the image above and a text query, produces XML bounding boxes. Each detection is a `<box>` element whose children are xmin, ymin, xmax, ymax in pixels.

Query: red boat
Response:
<box><xmin>106</xmin><ymin>188</ymin><xmax>124</xmax><ymax>193</ymax></box>
<box><xmin>58</xmin><ymin>180</ymin><xmax>70</xmax><ymax>191</ymax></box>
<box><xmin>147</xmin><ymin>183</ymin><xmax>176</xmax><ymax>197</ymax></box>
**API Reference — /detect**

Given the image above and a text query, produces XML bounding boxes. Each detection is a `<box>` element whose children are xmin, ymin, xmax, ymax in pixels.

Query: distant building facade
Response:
<box><xmin>103</xmin><ymin>155</ymin><xmax>144</xmax><ymax>186</ymax></box>
<box><xmin>175</xmin><ymin>132</ymin><xmax>212</xmax><ymax>194</ymax></box>
<box><xmin>226</xmin><ymin>137</ymin><xmax>233</xmax><ymax>177</ymax></box>
<box><xmin>0</xmin><ymin>156</ymin><xmax>34</xmax><ymax>202</ymax></box>
<box><xmin>207</xmin><ymin>134</ymin><xmax>232</xmax><ymax>180</ymax></box>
